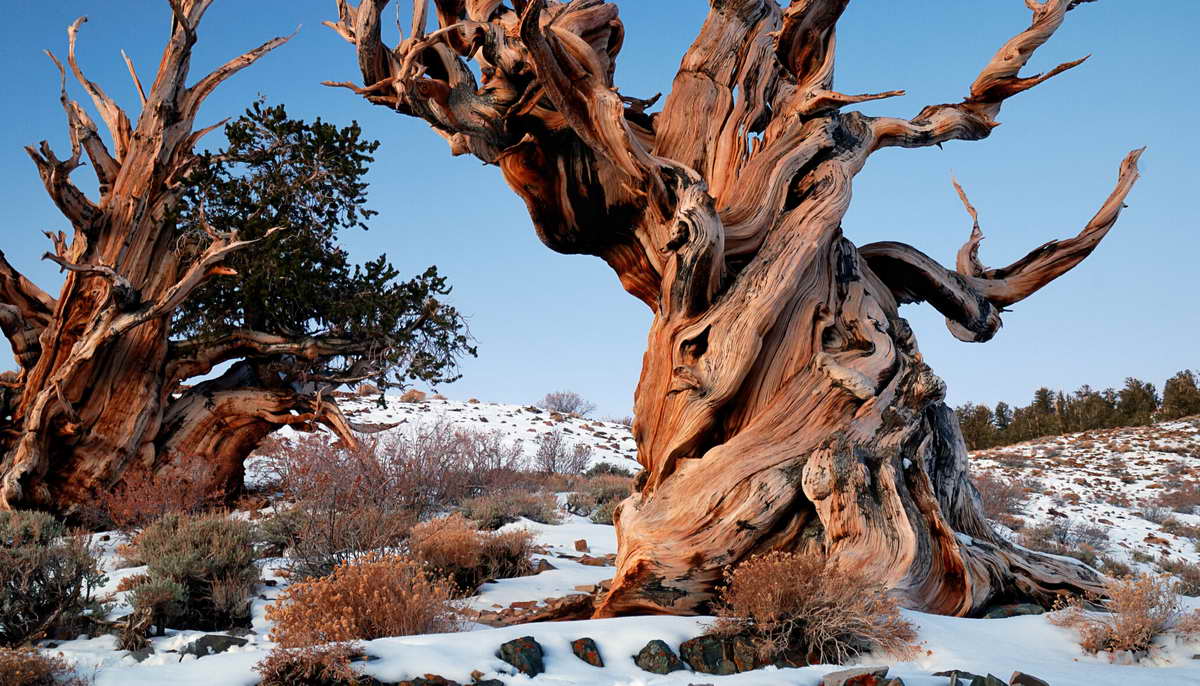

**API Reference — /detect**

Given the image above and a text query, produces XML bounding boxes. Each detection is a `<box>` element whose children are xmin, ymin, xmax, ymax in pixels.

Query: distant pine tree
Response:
<box><xmin>1116</xmin><ymin>377</ymin><xmax>1159</xmax><ymax>426</ymax></box>
<box><xmin>1159</xmin><ymin>370</ymin><xmax>1200</xmax><ymax>420</ymax></box>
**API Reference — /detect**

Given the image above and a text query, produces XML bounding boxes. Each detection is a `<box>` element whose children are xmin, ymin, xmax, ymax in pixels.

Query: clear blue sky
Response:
<box><xmin>2</xmin><ymin>2</ymin><xmax>1197</xmax><ymax>417</ymax></box>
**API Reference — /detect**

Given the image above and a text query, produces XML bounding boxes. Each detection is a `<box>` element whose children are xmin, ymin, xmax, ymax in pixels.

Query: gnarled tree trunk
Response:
<box><xmin>0</xmin><ymin>4</ymin><xmax>360</xmax><ymax>513</ymax></box>
<box><xmin>330</xmin><ymin>0</ymin><xmax>1141</xmax><ymax>617</ymax></box>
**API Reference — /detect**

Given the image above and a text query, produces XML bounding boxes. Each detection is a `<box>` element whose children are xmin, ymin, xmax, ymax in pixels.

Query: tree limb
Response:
<box><xmin>870</xmin><ymin>0</ymin><xmax>1091</xmax><ymax>151</ymax></box>
<box><xmin>860</xmin><ymin>148</ymin><xmax>1143</xmax><ymax>340</ymax></box>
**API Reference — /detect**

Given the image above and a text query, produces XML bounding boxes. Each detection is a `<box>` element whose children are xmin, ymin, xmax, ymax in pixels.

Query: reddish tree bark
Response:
<box><xmin>330</xmin><ymin>0</ymin><xmax>1142</xmax><ymax>617</ymax></box>
<box><xmin>0</xmin><ymin>4</ymin><xmax>371</xmax><ymax>513</ymax></box>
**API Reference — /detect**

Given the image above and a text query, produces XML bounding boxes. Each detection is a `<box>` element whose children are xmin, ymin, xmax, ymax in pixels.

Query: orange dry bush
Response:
<box><xmin>0</xmin><ymin>647</ymin><xmax>86</xmax><ymax>686</ymax></box>
<box><xmin>1050</xmin><ymin>573</ymin><xmax>1200</xmax><ymax>656</ymax></box>
<box><xmin>254</xmin><ymin>644</ymin><xmax>362</xmax><ymax>686</ymax></box>
<box><xmin>407</xmin><ymin>513</ymin><xmax>534</xmax><ymax>593</ymax></box>
<box><xmin>96</xmin><ymin>453</ymin><xmax>211</xmax><ymax>531</ymax></box>
<box><xmin>266</xmin><ymin>553</ymin><xmax>461</xmax><ymax>648</ymax></box>
<box><xmin>709</xmin><ymin>551</ymin><xmax>918</xmax><ymax>665</ymax></box>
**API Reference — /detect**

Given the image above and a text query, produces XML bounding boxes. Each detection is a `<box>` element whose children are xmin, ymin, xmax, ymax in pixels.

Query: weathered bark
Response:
<box><xmin>331</xmin><ymin>0</ymin><xmax>1141</xmax><ymax>616</ymax></box>
<box><xmin>0</xmin><ymin>3</ymin><xmax>363</xmax><ymax>513</ymax></box>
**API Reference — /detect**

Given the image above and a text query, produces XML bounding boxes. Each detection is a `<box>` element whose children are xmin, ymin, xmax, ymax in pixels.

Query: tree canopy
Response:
<box><xmin>170</xmin><ymin>102</ymin><xmax>474</xmax><ymax>393</ymax></box>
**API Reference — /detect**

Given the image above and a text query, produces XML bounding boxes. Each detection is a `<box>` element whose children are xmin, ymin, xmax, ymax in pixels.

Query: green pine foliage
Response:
<box><xmin>170</xmin><ymin>101</ymin><xmax>474</xmax><ymax>392</ymax></box>
<box><xmin>957</xmin><ymin>370</ymin><xmax>1198</xmax><ymax>450</ymax></box>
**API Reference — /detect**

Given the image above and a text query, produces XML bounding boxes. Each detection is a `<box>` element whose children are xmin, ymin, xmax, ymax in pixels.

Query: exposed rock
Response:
<box><xmin>982</xmin><ymin>603</ymin><xmax>1044</xmax><ymax>619</ymax></box>
<box><xmin>819</xmin><ymin>665</ymin><xmax>889</xmax><ymax>686</ymax></box>
<box><xmin>634</xmin><ymin>639</ymin><xmax>686</xmax><ymax>674</ymax></box>
<box><xmin>934</xmin><ymin>669</ymin><xmax>983</xmax><ymax>686</ymax></box>
<box><xmin>497</xmin><ymin>636</ymin><xmax>544</xmax><ymax>677</ymax></box>
<box><xmin>678</xmin><ymin>634</ymin><xmax>762</xmax><ymax>675</ymax></box>
<box><xmin>571</xmin><ymin>637</ymin><xmax>604</xmax><ymax>667</ymax></box>
<box><xmin>1009</xmin><ymin>672</ymin><xmax>1050</xmax><ymax>686</ymax></box>
<box><xmin>179</xmin><ymin>634</ymin><xmax>248</xmax><ymax>658</ymax></box>
<box><xmin>530</xmin><ymin>558</ymin><xmax>557</xmax><ymax>574</ymax></box>
<box><xmin>395</xmin><ymin>676</ymin><xmax>460</xmax><ymax>686</ymax></box>
<box><xmin>574</xmin><ymin>539</ymin><xmax>590</xmax><ymax>552</ymax></box>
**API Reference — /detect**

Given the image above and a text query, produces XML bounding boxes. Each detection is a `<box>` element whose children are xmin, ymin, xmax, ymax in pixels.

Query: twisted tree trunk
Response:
<box><xmin>0</xmin><ymin>5</ymin><xmax>363</xmax><ymax>513</ymax></box>
<box><xmin>335</xmin><ymin>0</ymin><xmax>1139</xmax><ymax>617</ymax></box>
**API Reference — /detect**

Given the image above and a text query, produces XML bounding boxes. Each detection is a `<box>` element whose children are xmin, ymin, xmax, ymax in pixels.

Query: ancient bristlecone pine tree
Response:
<box><xmin>329</xmin><ymin>0</ymin><xmax>1143</xmax><ymax>617</ymax></box>
<box><xmin>1</xmin><ymin>3</ymin><xmax>468</xmax><ymax>514</ymax></box>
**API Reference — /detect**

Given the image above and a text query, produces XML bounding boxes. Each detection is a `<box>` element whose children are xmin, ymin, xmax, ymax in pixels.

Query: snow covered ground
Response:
<box><xmin>971</xmin><ymin>417</ymin><xmax>1200</xmax><ymax>576</ymax></box>
<box><xmin>39</xmin><ymin>396</ymin><xmax>1200</xmax><ymax>685</ymax></box>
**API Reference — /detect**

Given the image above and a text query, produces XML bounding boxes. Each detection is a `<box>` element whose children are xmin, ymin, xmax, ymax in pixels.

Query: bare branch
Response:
<box><xmin>860</xmin><ymin>148</ymin><xmax>1143</xmax><ymax>340</ymax></box>
<box><xmin>121</xmin><ymin>50</ymin><xmax>148</xmax><ymax>107</ymax></box>
<box><xmin>968</xmin><ymin>147</ymin><xmax>1144</xmax><ymax>306</ymax></box>
<box><xmin>871</xmin><ymin>0</ymin><xmax>1091</xmax><ymax>151</ymax></box>
<box><xmin>183</xmin><ymin>29</ymin><xmax>296</xmax><ymax>122</ymax></box>
<box><xmin>112</xmin><ymin>227</ymin><xmax>285</xmax><ymax>337</ymax></box>
<box><xmin>66</xmin><ymin>17</ymin><xmax>133</xmax><ymax>161</ymax></box>
<box><xmin>951</xmin><ymin>177</ymin><xmax>986</xmax><ymax>278</ymax></box>
<box><xmin>0</xmin><ymin>251</ymin><xmax>56</xmax><ymax>370</ymax></box>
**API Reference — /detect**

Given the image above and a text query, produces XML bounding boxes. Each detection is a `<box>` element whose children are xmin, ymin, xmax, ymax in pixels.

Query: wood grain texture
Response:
<box><xmin>0</xmin><ymin>2</ymin><xmax>358</xmax><ymax>513</ymax></box>
<box><xmin>331</xmin><ymin>0</ymin><xmax>1143</xmax><ymax>617</ymax></box>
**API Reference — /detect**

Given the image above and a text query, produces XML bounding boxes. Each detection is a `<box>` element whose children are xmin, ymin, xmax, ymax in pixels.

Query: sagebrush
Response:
<box><xmin>0</xmin><ymin>511</ymin><xmax>105</xmax><ymax>647</ymax></box>
<box><xmin>1050</xmin><ymin>573</ymin><xmax>1200</xmax><ymax>656</ymax></box>
<box><xmin>266</xmin><ymin>553</ymin><xmax>461</xmax><ymax>648</ymax></box>
<box><xmin>708</xmin><ymin>551</ymin><xmax>918</xmax><ymax>665</ymax></box>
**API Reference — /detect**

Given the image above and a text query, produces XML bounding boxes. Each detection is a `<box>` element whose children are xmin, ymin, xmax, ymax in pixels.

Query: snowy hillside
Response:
<box><xmin>971</xmin><ymin>416</ymin><xmax>1200</xmax><ymax>578</ymax></box>
<box><xmin>36</xmin><ymin>397</ymin><xmax>1200</xmax><ymax>685</ymax></box>
<box><xmin>262</xmin><ymin>394</ymin><xmax>641</xmax><ymax>477</ymax></box>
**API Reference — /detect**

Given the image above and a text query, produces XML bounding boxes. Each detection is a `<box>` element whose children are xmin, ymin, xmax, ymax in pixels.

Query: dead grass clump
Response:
<box><xmin>459</xmin><ymin>491</ymin><xmax>561</xmax><ymax>530</ymax></box>
<box><xmin>0</xmin><ymin>647</ymin><xmax>87</xmax><ymax>686</ymax></box>
<box><xmin>708</xmin><ymin>551</ymin><xmax>918</xmax><ymax>665</ymax></box>
<box><xmin>407</xmin><ymin>513</ymin><xmax>534</xmax><ymax>593</ymax></box>
<box><xmin>1050</xmin><ymin>573</ymin><xmax>1200</xmax><ymax>656</ymax></box>
<box><xmin>266</xmin><ymin>553</ymin><xmax>461</xmax><ymax>648</ymax></box>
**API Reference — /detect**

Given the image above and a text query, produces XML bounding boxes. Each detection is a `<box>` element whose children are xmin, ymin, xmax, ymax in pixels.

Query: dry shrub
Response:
<box><xmin>265</xmin><ymin>426</ymin><xmax>525</xmax><ymax>522</ymax></box>
<box><xmin>254</xmin><ymin>644</ymin><xmax>363</xmax><ymax>686</ymax></box>
<box><xmin>1140</xmin><ymin>503</ymin><xmax>1174</xmax><ymax>524</ymax></box>
<box><xmin>708</xmin><ymin>551</ymin><xmax>918</xmax><ymax>665</ymax></box>
<box><xmin>460</xmin><ymin>490</ymin><xmax>561</xmax><ymax>530</ymax></box>
<box><xmin>407</xmin><ymin>513</ymin><xmax>535</xmax><ymax>593</ymax></box>
<box><xmin>1157</xmin><ymin>483</ymin><xmax>1200</xmax><ymax>514</ymax></box>
<box><xmin>1157</xmin><ymin>556</ymin><xmax>1200</xmax><ymax>596</ymax></box>
<box><xmin>1050</xmin><ymin>573</ymin><xmax>1200</xmax><ymax>656</ymax></box>
<box><xmin>537</xmin><ymin>390</ymin><xmax>596</xmax><ymax>416</ymax></box>
<box><xmin>535</xmin><ymin>430</ymin><xmax>593</xmax><ymax>475</ymax></box>
<box><xmin>399</xmin><ymin>389</ymin><xmax>427</xmax><ymax>403</ymax></box>
<box><xmin>566</xmin><ymin>474</ymin><xmax>632</xmax><ymax>518</ymax></box>
<box><xmin>590</xmin><ymin>499</ymin><xmax>619</xmax><ymax>525</ymax></box>
<box><xmin>0</xmin><ymin>511</ymin><xmax>106</xmax><ymax>646</ymax></box>
<box><xmin>1160</xmin><ymin>518</ymin><xmax>1200</xmax><ymax>541</ymax></box>
<box><xmin>266</xmin><ymin>553</ymin><xmax>461</xmax><ymax>648</ymax></box>
<box><xmin>585</xmin><ymin>462</ymin><xmax>634</xmax><ymax>478</ymax></box>
<box><xmin>1020</xmin><ymin>520</ymin><xmax>1104</xmax><ymax>568</ymax></box>
<box><xmin>0</xmin><ymin>647</ymin><xmax>87</xmax><ymax>686</ymax></box>
<box><xmin>86</xmin><ymin>453</ymin><xmax>211</xmax><ymax>532</ymax></box>
<box><xmin>123</xmin><ymin>513</ymin><xmax>257</xmax><ymax>633</ymax></box>
<box><xmin>257</xmin><ymin>506</ymin><xmax>414</xmax><ymax>580</ymax></box>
